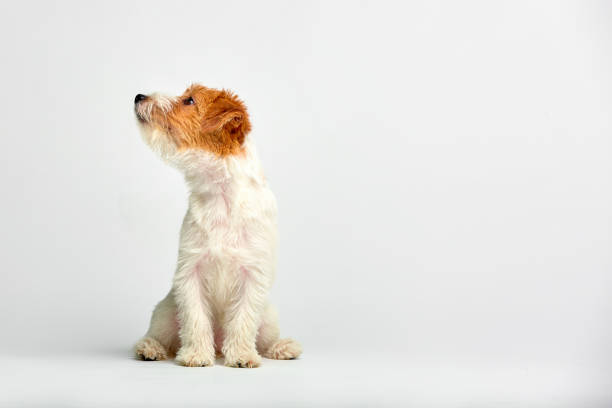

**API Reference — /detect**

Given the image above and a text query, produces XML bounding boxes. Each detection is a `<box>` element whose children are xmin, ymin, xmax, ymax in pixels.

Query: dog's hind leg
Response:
<box><xmin>134</xmin><ymin>290</ymin><xmax>180</xmax><ymax>361</ymax></box>
<box><xmin>256</xmin><ymin>302</ymin><xmax>302</xmax><ymax>360</ymax></box>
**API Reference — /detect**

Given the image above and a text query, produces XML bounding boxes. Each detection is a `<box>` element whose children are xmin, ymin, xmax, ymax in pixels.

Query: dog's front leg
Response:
<box><xmin>222</xmin><ymin>266</ymin><xmax>269</xmax><ymax>368</ymax></box>
<box><xmin>172</xmin><ymin>222</ymin><xmax>215</xmax><ymax>367</ymax></box>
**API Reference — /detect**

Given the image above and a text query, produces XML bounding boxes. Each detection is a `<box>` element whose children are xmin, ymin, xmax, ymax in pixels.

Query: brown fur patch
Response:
<box><xmin>147</xmin><ymin>84</ymin><xmax>251</xmax><ymax>157</ymax></box>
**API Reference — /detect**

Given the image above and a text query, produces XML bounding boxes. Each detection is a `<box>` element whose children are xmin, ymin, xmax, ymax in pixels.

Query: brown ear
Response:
<box><xmin>200</xmin><ymin>92</ymin><xmax>251</xmax><ymax>155</ymax></box>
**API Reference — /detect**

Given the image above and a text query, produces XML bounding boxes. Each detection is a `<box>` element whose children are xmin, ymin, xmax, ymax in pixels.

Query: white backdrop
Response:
<box><xmin>0</xmin><ymin>1</ymin><xmax>610</xmax><ymax>407</ymax></box>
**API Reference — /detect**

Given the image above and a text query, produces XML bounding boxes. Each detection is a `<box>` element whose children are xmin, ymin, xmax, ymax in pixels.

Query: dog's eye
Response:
<box><xmin>183</xmin><ymin>97</ymin><xmax>195</xmax><ymax>105</ymax></box>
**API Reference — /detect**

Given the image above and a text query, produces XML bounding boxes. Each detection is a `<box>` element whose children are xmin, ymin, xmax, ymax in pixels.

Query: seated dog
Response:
<box><xmin>133</xmin><ymin>84</ymin><xmax>301</xmax><ymax>368</ymax></box>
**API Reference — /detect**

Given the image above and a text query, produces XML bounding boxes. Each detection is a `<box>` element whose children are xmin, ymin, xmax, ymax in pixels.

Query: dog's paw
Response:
<box><xmin>224</xmin><ymin>349</ymin><xmax>262</xmax><ymax>368</ymax></box>
<box><xmin>175</xmin><ymin>346</ymin><xmax>214</xmax><ymax>367</ymax></box>
<box><xmin>134</xmin><ymin>337</ymin><xmax>168</xmax><ymax>361</ymax></box>
<box><xmin>262</xmin><ymin>338</ymin><xmax>302</xmax><ymax>360</ymax></box>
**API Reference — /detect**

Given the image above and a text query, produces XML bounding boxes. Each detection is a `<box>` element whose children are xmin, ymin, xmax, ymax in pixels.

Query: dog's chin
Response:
<box><xmin>136</xmin><ymin>124</ymin><xmax>182</xmax><ymax>165</ymax></box>
<box><xmin>134</xmin><ymin>110</ymin><xmax>148</xmax><ymax>124</ymax></box>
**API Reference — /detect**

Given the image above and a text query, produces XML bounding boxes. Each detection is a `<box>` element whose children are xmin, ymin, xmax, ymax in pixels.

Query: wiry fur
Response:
<box><xmin>133</xmin><ymin>85</ymin><xmax>302</xmax><ymax>368</ymax></box>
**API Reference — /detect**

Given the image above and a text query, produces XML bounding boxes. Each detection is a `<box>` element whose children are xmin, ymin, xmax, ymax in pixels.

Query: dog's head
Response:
<box><xmin>134</xmin><ymin>84</ymin><xmax>251</xmax><ymax>163</ymax></box>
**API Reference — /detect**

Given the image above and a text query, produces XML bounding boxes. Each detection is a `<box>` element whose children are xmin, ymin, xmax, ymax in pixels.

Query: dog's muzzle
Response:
<box><xmin>134</xmin><ymin>94</ymin><xmax>150</xmax><ymax>122</ymax></box>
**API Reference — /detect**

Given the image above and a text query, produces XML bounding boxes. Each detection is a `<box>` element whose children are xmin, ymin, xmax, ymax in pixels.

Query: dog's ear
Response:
<box><xmin>200</xmin><ymin>91</ymin><xmax>251</xmax><ymax>152</ymax></box>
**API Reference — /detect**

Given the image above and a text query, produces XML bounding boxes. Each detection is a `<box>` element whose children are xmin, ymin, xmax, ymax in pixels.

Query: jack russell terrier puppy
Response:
<box><xmin>133</xmin><ymin>84</ymin><xmax>302</xmax><ymax>368</ymax></box>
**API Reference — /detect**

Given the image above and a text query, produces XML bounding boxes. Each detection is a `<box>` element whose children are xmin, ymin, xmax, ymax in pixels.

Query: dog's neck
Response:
<box><xmin>181</xmin><ymin>139</ymin><xmax>266</xmax><ymax>228</ymax></box>
<box><xmin>181</xmin><ymin>138</ymin><xmax>264</xmax><ymax>200</ymax></box>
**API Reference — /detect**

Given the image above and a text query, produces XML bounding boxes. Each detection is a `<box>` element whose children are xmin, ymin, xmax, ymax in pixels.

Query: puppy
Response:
<box><xmin>133</xmin><ymin>84</ymin><xmax>301</xmax><ymax>368</ymax></box>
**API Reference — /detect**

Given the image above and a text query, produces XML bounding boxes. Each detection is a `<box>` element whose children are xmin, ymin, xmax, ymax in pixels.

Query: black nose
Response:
<box><xmin>134</xmin><ymin>94</ymin><xmax>148</xmax><ymax>104</ymax></box>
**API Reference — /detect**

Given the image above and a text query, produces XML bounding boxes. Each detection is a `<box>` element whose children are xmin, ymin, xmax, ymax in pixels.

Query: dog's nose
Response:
<box><xmin>134</xmin><ymin>94</ymin><xmax>148</xmax><ymax>104</ymax></box>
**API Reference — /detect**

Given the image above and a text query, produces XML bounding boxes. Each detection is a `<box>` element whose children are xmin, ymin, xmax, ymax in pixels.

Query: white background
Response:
<box><xmin>0</xmin><ymin>1</ymin><xmax>610</xmax><ymax>407</ymax></box>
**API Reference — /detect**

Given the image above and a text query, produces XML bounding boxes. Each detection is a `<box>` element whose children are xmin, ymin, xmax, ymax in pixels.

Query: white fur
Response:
<box><xmin>134</xmin><ymin>96</ymin><xmax>301</xmax><ymax>367</ymax></box>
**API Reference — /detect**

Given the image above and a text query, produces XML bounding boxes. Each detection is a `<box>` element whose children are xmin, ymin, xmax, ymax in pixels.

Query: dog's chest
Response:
<box><xmin>190</xmin><ymin>190</ymin><xmax>250</xmax><ymax>254</ymax></box>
